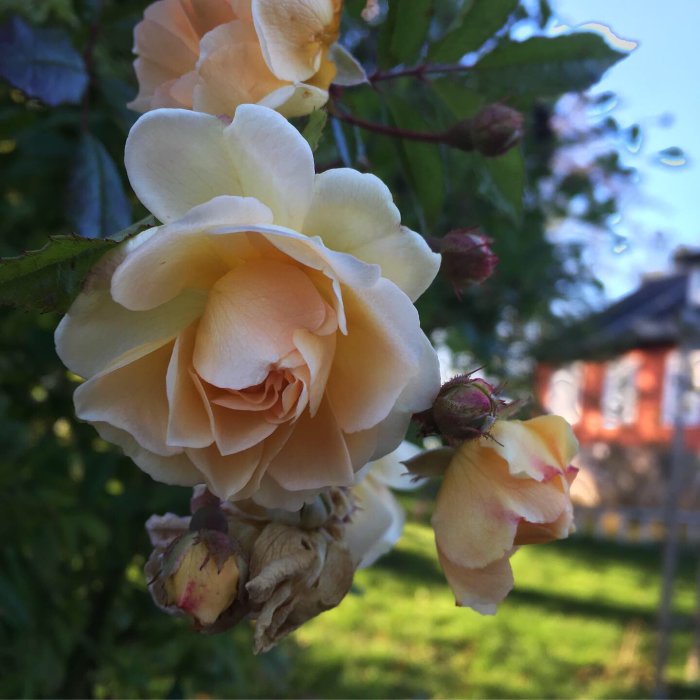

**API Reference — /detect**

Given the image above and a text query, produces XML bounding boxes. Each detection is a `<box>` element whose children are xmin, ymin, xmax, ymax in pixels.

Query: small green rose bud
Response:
<box><xmin>444</xmin><ymin>103</ymin><xmax>524</xmax><ymax>157</ymax></box>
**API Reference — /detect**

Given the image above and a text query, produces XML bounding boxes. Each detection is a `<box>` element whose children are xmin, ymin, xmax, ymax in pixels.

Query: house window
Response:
<box><xmin>547</xmin><ymin>362</ymin><xmax>583</xmax><ymax>425</ymax></box>
<box><xmin>661</xmin><ymin>349</ymin><xmax>700</xmax><ymax>427</ymax></box>
<box><xmin>601</xmin><ymin>356</ymin><xmax>639</xmax><ymax>428</ymax></box>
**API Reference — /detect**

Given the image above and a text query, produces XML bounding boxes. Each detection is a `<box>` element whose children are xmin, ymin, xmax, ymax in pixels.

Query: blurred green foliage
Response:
<box><xmin>0</xmin><ymin>0</ymin><xmax>637</xmax><ymax>696</ymax></box>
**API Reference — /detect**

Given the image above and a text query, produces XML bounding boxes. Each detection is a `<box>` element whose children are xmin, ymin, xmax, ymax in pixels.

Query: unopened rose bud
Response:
<box><xmin>432</xmin><ymin>375</ymin><xmax>501</xmax><ymax>443</ymax></box>
<box><xmin>444</xmin><ymin>104</ymin><xmax>524</xmax><ymax>157</ymax></box>
<box><xmin>437</xmin><ymin>229</ymin><xmax>498</xmax><ymax>295</ymax></box>
<box><xmin>159</xmin><ymin>530</ymin><xmax>243</xmax><ymax>627</ymax></box>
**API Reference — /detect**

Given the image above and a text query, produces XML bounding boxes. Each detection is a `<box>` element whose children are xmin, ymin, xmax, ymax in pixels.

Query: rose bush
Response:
<box><xmin>55</xmin><ymin>104</ymin><xmax>440</xmax><ymax>510</ymax></box>
<box><xmin>129</xmin><ymin>0</ymin><xmax>342</xmax><ymax>117</ymax></box>
<box><xmin>409</xmin><ymin>416</ymin><xmax>578</xmax><ymax>613</ymax></box>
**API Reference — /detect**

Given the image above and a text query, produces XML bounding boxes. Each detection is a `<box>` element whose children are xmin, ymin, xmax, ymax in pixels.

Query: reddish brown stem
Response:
<box><xmin>368</xmin><ymin>62</ymin><xmax>476</xmax><ymax>84</ymax></box>
<box><xmin>328</xmin><ymin>105</ymin><xmax>446</xmax><ymax>144</ymax></box>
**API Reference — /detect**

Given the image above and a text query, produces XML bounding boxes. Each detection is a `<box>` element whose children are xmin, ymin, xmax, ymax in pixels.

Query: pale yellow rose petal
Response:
<box><xmin>230</xmin><ymin>0</ymin><xmax>253</xmax><ymax>21</ymax></box>
<box><xmin>490</xmin><ymin>419</ymin><xmax>573</xmax><ymax>480</ymax></box>
<box><xmin>303</xmin><ymin>169</ymin><xmax>440</xmax><ymax>300</ymax></box>
<box><xmin>165</xmin><ymin>323</ymin><xmax>214</xmax><ymax>449</ymax></box>
<box><xmin>437</xmin><ymin>545</ymin><xmax>515</xmax><ymax>615</ymax></box>
<box><xmin>129</xmin><ymin>58</ymin><xmax>183</xmax><ymax>111</ymax></box>
<box><xmin>326</xmin><ymin>279</ymin><xmax>432</xmax><ymax>433</ymax></box>
<box><xmin>111</xmin><ymin>196</ymin><xmax>273</xmax><ymax>311</ymax></box>
<box><xmin>166</xmin><ymin>69</ymin><xmax>198</xmax><ymax>107</ymax></box>
<box><xmin>433</xmin><ymin>444</ymin><xmax>570</xmax><ymax>569</ymax></box>
<box><xmin>187</xmin><ymin>441</ymin><xmax>265</xmax><ymax>500</ymax></box>
<box><xmin>359</xmin><ymin>440</ymin><xmax>421</xmax><ymax>491</ymax></box>
<box><xmin>193</xmin><ymin>258</ymin><xmax>327</xmax><ymax>390</ymax></box>
<box><xmin>258</xmin><ymin>83</ymin><xmax>329</xmax><ymax>118</ymax></box>
<box><xmin>75</xmin><ymin>343</ymin><xmax>178</xmax><ymax>457</ymax></box>
<box><xmin>364</xmin><ymin>409</ymin><xmax>411</xmax><ymax>463</ymax></box>
<box><xmin>253</xmin><ymin>0</ymin><xmax>338</xmax><ymax>82</ymax></box>
<box><xmin>193</xmin><ymin>21</ymin><xmax>286</xmax><ymax>115</ymax></box>
<box><xmin>182</xmin><ymin>0</ymin><xmax>238</xmax><ymax>36</ymax></box>
<box><xmin>346</xmin><ymin>474</ymin><xmax>404</xmax><ymax>569</ymax></box>
<box><xmin>55</xmin><ymin>233</ymin><xmax>206</xmax><ymax>379</ymax></box>
<box><xmin>125</xmin><ymin>109</ymin><xmax>243</xmax><ymax>223</ymax></box>
<box><xmin>94</xmin><ymin>422</ymin><xmax>202</xmax><ymax>487</ymax></box>
<box><xmin>134</xmin><ymin>14</ymin><xmax>199</xmax><ymax>74</ymax></box>
<box><xmin>206</xmin><ymin>390</ymin><xmax>278</xmax><ymax>455</ymax></box>
<box><xmin>521</xmin><ymin>415</ymin><xmax>579</xmax><ymax>468</ymax></box>
<box><xmin>224</xmin><ymin>104</ymin><xmax>315</xmax><ymax>229</ymax></box>
<box><xmin>266</xmin><ymin>397</ymin><xmax>354</xmax><ymax>490</ymax></box>
<box><xmin>292</xmin><ymin>328</ymin><xmax>336</xmax><ymax>417</ymax></box>
<box><xmin>252</xmin><ymin>473</ymin><xmax>319</xmax><ymax>510</ymax></box>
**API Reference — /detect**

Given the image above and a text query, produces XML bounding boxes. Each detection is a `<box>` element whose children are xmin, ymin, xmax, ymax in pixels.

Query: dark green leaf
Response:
<box><xmin>477</xmin><ymin>146</ymin><xmax>524</xmax><ymax>224</ymax></box>
<box><xmin>67</xmin><ymin>133</ymin><xmax>131</xmax><ymax>239</ymax></box>
<box><xmin>379</xmin><ymin>0</ymin><xmax>433</xmax><ymax>67</ymax></box>
<box><xmin>431</xmin><ymin>78</ymin><xmax>484</xmax><ymax>119</ymax></box>
<box><xmin>0</xmin><ymin>216</ymin><xmax>153</xmax><ymax>312</ymax></box>
<box><xmin>0</xmin><ymin>15</ymin><xmax>87</xmax><ymax>105</ymax></box>
<box><xmin>474</xmin><ymin>34</ymin><xmax>628</xmax><ymax>100</ymax></box>
<box><xmin>302</xmin><ymin>109</ymin><xmax>327</xmax><ymax>152</ymax></box>
<box><xmin>429</xmin><ymin>0</ymin><xmax>518</xmax><ymax>63</ymax></box>
<box><xmin>386</xmin><ymin>95</ymin><xmax>444</xmax><ymax>231</ymax></box>
<box><xmin>0</xmin><ymin>236</ymin><xmax>117</xmax><ymax>312</ymax></box>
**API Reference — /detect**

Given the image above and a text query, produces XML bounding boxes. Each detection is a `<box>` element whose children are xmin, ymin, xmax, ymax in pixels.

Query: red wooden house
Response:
<box><xmin>535</xmin><ymin>250</ymin><xmax>700</xmax><ymax>510</ymax></box>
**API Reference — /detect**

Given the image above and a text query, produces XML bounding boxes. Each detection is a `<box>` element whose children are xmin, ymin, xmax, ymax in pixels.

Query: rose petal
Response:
<box><xmin>359</xmin><ymin>440</ymin><xmax>421</xmax><ymax>491</ymax></box>
<box><xmin>193</xmin><ymin>22</ymin><xmax>287</xmax><ymax>116</ymax></box>
<box><xmin>94</xmin><ymin>422</ymin><xmax>202</xmax><ymax>487</ymax></box>
<box><xmin>266</xmin><ymin>397</ymin><xmax>354</xmax><ymax>490</ymax></box>
<box><xmin>437</xmin><ymin>545</ymin><xmax>515</xmax><ymax>615</ymax></box>
<box><xmin>292</xmin><ymin>328</ymin><xmax>336</xmax><ymax>417</ymax></box>
<box><xmin>224</xmin><ymin>104</ymin><xmax>315</xmax><ymax>229</ymax></box>
<box><xmin>55</xmin><ymin>233</ymin><xmax>205</xmax><ymax>379</ymax></box>
<box><xmin>346</xmin><ymin>474</ymin><xmax>405</xmax><ymax>568</ymax></box>
<box><xmin>252</xmin><ymin>0</ymin><xmax>339</xmax><ymax>82</ymax></box>
<box><xmin>521</xmin><ymin>415</ymin><xmax>579</xmax><ymax>468</ymax></box>
<box><xmin>258</xmin><ymin>83</ymin><xmax>329</xmax><ymax>117</ymax></box>
<box><xmin>166</xmin><ymin>323</ymin><xmax>213</xmax><ymax>449</ymax></box>
<box><xmin>326</xmin><ymin>279</ymin><xmax>434</xmax><ymax>433</ymax></box>
<box><xmin>125</xmin><ymin>109</ymin><xmax>243</xmax><ymax>223</ymax></box>
<box><xmin>303</xmin><ymin>169</ymin><xmax>440</xmax><ymax>300</ymax></box>
<box><xmin>193</xmin><ymin>258</ymin><xmax>328</xmax><ymax>390</ymax></box>
<box><xmin>490</xmin><ymin>418</ymin><xmax>577</xmax><ymax>481</ymax></box>
<box><xmin>432</xmin><ymin>443</ymin><xmax>570</xmax><ymax>569</ymax></box>
<box><xmin>187</xmin><ymin>441</ymin><xmax>265</xmax><ymax>500</ymax></box>
<box><xmin>134</xmin><ymin>13</ymin><xmax>199</xmax><ymax>74</ymax></box>
<box><xmin>75</xmin><ymin>343</ymin><xmax>177</xmax><ymax>457</ymax></box>
<box><xmin>111</xmin><ymin>196</ymin><xmax>273</xmax><ymax>311</ymax></box>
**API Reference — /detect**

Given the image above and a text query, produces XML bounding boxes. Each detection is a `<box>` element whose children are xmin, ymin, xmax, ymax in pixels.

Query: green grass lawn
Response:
<box><xmin>93</xmin><ymin>513</ymin><xmax>700</xmax><ymax>699</ymax></box>
<box><xmin>274</xmin><ymin>521</ymin><xmax>700</xmax><ymax>699</ymax></box>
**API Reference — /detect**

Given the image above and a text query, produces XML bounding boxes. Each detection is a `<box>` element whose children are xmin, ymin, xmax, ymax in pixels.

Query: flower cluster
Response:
<box><xmin>53</xmin><ymin>0</ymin><xmax>580</xmax><ymax>651</ymax></box>
<box><xmin>129</xmin><ymin>0</ymin><xmax>343</xmax><ymax>117</ymax></box>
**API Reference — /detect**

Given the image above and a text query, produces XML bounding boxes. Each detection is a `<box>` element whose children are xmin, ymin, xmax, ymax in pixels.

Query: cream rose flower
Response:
<box><xmin>55</xmin><ymin>105</ymin><xmax>440</xmax><ymax>510</ymax></box>
<box><xmin>128</xmin><ymin>0</ymin><xmax>342</xmax><ymax>117</ymax></box>
<box><xmin>408</xmin><ymin>416</ymin><xmax>578</xmax><ymax>614</ymax></box>
<box><xmin>345</xmin><ymin>441</ymin><xmax>420</xmax><ymax>569</ymax></box>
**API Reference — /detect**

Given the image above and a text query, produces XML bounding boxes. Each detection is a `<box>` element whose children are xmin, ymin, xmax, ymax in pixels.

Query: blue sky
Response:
<box><xmin>550</xmin><ymin>0</ymin><xmax>700</xmax><ymax>301</ymax></box>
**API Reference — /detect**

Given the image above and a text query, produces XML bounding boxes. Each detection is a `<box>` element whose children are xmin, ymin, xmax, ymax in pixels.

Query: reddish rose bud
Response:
<box><xmin>153</xmin><ymin>527</ymin><xmax>245</xmax><ymax>628</ymax></box>
<box><xmin>432</xmin><ymin>375</ymin><xmax>502</xmax><ymax>443</ymax></box>
<box><xmin>437</xmin><ymin>229</ymin><xmax>498</xmax><ymax>295</ymax></box>
<box><xmin>444</xmin><ymin>104</ymin><xmax>524</xmax><ymax>157</ymax></box>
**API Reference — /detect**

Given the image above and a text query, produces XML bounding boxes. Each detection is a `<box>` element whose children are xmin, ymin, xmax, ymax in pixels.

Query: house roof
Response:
<box><xmin>537</xmin><ymin>272</ymin><xmax>689</xmax><ymax>364</ymax></box>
